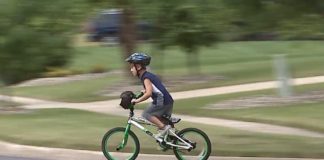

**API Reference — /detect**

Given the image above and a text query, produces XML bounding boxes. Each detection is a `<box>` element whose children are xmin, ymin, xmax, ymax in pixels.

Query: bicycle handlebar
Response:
<box><xmin>128</xmin><ymin>92</ymin><xmax>144</xmax><ymax>117</ymax></box>
<box><xmin>135</xmin><ymin>92</ymin><xmax>144</xmax><ymax>99</ymax></box>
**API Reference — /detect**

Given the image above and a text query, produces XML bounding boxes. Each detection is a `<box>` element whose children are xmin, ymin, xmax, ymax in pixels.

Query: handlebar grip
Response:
<box><xmin>135</xmin><ymin>92</ymin><xmax>144</xmax><ymax>99</ymax></box>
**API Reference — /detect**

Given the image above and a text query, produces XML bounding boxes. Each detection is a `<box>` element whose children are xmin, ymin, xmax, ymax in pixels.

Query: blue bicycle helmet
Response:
<box><xmin>125</xmin><ymin>53</ymin><xmax>151</xmax><ymax>66</ymax></box>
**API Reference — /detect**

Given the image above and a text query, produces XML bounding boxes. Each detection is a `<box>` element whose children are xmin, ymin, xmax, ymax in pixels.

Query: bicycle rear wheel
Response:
<box><xmin>102</xmin><ymin>127</ymin><xmax>140</xmax><ymax>160</ymax></box>
<box><xmin>173</xmin><ymin>128</ymin><xmax>211</xmax><ymax>160</ymax></box>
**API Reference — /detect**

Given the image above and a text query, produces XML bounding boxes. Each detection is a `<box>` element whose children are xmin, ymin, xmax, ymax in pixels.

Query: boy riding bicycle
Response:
<box><xmin>125</xmin><ymin>52</ymin><xmax>174</xmax><ymax>139</ymax></box>
<box><xmin>101</xmin><ymin>53</ymin><xmax>211</xmax><ymax>159</ymax></box>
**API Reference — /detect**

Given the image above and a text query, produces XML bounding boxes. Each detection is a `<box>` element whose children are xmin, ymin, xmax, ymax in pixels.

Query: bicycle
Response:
<box><xmin>102</xmin><ymin>92</ymin><xmax>211</xmax><ymax>160</ymax></box>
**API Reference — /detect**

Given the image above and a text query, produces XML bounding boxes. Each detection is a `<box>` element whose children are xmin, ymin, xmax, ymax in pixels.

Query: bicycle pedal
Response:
<box><xmin>168</xmin><ymin>134</ymin><xmax>177</xmax><ymax>139</ymax></box>
<box><xmin>157</xmin><ymin>142</ymin><xmax>170</xmax><ymax>152</ymax></box>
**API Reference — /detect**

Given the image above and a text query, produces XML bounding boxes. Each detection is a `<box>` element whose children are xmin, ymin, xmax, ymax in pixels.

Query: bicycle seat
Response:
<box><xmin>171</xmin><ymin>117</ymin><xmax>181</xmax><ymax>124</ymax></box>
<box><xmin>162</xmin><ymin>114</ymin><xmax>181</xmax><ymax>124</ymax></box>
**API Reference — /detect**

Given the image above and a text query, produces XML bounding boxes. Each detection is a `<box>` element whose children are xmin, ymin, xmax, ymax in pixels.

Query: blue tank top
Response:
<box><xmin>140</xmin><ymin>71</ymin><xmax>174</xmax><ymax>106</ymax></box>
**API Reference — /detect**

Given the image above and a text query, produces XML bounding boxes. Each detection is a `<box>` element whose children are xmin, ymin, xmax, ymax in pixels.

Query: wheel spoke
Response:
<box><xmin>102</xmin><ymin>127</ymin><xmax>140</xmax><ymax>160</ymax></box>
<box><xmin>173</xmin><ymin>128</ymin><xmax>211</xmax><ymax>160</ymax></box>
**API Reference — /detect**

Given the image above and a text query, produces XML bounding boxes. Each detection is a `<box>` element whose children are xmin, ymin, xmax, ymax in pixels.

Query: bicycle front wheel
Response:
<box><xmin>173</xmin><ymin>128</ymin><xmax>211</xmax><ymax>160</ymax></box>
<box><xmin>102</xmin><ymin>127</ymin><xmax>140</xmax><ymax>160</ymax></box>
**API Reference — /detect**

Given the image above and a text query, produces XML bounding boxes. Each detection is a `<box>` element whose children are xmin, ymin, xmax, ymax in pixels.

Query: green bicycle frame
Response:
<box><xmin>117</xmin><ymin>117</ymin><xmax>157</xmax><ymax>151</ymax></box>
<box><xmin>117</xmin><ymin>123</ymin><xmax>131</xmax><ymax>150</ymax></box>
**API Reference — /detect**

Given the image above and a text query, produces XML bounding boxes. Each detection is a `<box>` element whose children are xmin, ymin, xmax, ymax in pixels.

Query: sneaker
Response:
<box><xmin>156</xmin><ymin>142</ymin><xmax>168</xmax><ymax>151</ymax></box>
<box><xmin>154</xmin><ymin>125</ymin><xmax>171</xmax><ymax>140</ymax></box>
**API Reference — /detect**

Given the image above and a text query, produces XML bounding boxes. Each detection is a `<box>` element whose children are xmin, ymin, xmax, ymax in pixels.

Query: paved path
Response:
<box><xmin>4</xmin><ymin>76</ymin><xmax>324</xmax><ymax>104</ymax></box>
<box><xmin>171</xmin><ymin>75</ymin><xmax>324</xmax><ymax>100</ymax></box>
<box><xmin>3</xmin><ymin>99</ymin><xmax>322</xmax><ymax>138</ymax></box>
<box><xmin>2</xmin><ymin>76</ymin><xmax>324</xmax><ymax>137</ymax></box>
<box><xmin>0</xmin><ymin>156</ymin><xmax>45</xmax><ymax>160</ymax></box>
<box><xmin>0</xmin><ymin>141</ymin><xmax>323</xmax><ymax>160</ymax></box>
<box><xmin>2</xmin><ymin>76</ymin><xmax>324</xmax><ymax>160</ymax></box>
<box><xmin>0</xmin><ymin>155</ymin><xmax>46</xmax><ymax>160</ymax></box>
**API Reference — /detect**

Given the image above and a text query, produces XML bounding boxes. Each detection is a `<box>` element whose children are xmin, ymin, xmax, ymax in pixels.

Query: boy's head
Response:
<box><xmin>125</xmin><ymin>53</ymin><xmax>151</xmax><ymax>77</ymax></box>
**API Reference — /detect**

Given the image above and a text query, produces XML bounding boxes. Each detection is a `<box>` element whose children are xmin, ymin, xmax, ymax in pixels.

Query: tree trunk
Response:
<box><xmin>186</xmin><ymin>51</ymin><xmax>200</xmax><ymax>75</ymax></box>
<box><xmin>117</xmin><ymin>0</ymin><xmax>137</xmax><ymax>77</ymax></box>
<box><xmin>194</xmin><ymin>52</ymin><xmax>201</xmax><ymax>75</ymax></box>
<box><xmin>152</xmin><ymin>45</ymin><xmax>165</xmax><ymax>76</ymax></box>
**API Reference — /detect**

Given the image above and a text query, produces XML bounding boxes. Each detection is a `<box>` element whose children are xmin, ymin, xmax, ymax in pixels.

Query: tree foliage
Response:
<box><xmin>1</xmin><ymin>0</ymin><xmax>323</xmax><ymax>84</ymax></box>
<box><xmin>223</xmin><ymin>0</ymin><xmax>324</xmax><ymax>40</ymax></box>
<box><xmin>0</xmin><ymin>0</ymin><xmax>86</xmax><ymax>85</ymax></box>
<box><xmin>148</xmin><ymin>1</ymin><xmax>218</xmax><ymax>74</ymax></box>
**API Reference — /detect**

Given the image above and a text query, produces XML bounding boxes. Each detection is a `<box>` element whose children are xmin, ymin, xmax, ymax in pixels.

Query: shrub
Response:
<box><xmin>89</xmin><ymin>64</ymin><xmax>108</xmax><ymax>73</ymax></box>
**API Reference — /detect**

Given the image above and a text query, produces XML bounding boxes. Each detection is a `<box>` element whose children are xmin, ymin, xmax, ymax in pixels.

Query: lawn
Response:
<box><xmin>71</xmin><ymin>41</ymin><xmax>324</xmax><ymax>79</ymax></box>
<box><xmin>6</xmin><ymin>41</ymin><xmax>324</xmax><ymax>102</ymax></box>
<box><xmin>8</xmin><ymin>75</ymin><xmax>122</xmax><ymax>102</ymax></box>
<box><xmin>0</xmin><ymin>100</ymin><xmax>20</xmax><ymax>108</ymax></box>
<box><xmin>136</xmin><ymin>83</ymin><xmax>324</xmax><ymax>133</ymax></box>
<box><xmin>0</xmin><ymin>108</ymin><xmax>324</xmax><ymax>158</ymax></box>
<box><xmin>70</xmin><ymin>45</ymin><xmax>123</xmax><ymax>72</ymax></box>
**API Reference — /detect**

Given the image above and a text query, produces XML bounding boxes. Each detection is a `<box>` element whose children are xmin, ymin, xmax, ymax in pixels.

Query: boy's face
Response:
<box><xmin>130</xmin><ymin>63</ymin><xmax>141</xmax><ymax>76</ymax></box>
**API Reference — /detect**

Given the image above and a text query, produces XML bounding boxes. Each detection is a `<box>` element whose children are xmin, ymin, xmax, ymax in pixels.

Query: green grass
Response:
<box><xmin>137</xmin><ymin>83</ymin><xmax>324</xmax><ymax>133</ymax></box>
<box><xmin>72</xmin><ymin>41</ymin><xmax>324</xmax><ymax>79</ymax></box>
<box><xmin>0</xmin><ymin>108</ymin><xmax>324</xmax><ymax>158</ymax></box>
<box><xmin>70</xmin><ymin>46</ymin><xmax>123</xmax><ymax>72</ymax></box>
<box><xmin>7</xmin><ymin>41</ymin><xmax>324</xmax><ymax>101</ymax></box>
<box><xmin>0</xmin><ymin>100</ymin><xmax>20</xmax><ymax>108</ymax></box>
<box><xmin>8</xmin><ymin>75</ymin><xmax>122</xmax><ymax>102</ymax></box>
<box><xmin>206</xmin><ymin>103</ymin><xmax>324</xmax><ymax>133</ymax></box>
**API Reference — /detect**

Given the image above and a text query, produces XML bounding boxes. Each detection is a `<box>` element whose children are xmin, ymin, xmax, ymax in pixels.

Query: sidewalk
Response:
<box><xmin>10</xmin><ymin>101</ymin><xmax>324</xmax><ymax>138</ymax></box>
<box><xmin>171</xmin><ymin>75</ymin><xmax>324</xmax><ymax>100</ymax></box>
<box><xmin>1</xmin><ymin>76</ymin><xmax>324</xmax><ymax>137</ymax></box>
<box><xmin>3</xmin><ymin>75</ymin><xmax>324</xmax><ymax>104</ymax></box>
<box><xmin>1</xmin><ymin>141</ymin><xmax>323</xmax><ymax>160</ymax></box>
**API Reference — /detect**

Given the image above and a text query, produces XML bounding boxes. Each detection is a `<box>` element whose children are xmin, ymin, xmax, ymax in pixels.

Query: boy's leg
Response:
<box><xmin>142</xmin><ymin>104</ymin><xmax>167</xmax><ymax>129</ymax></box>
<box><xmin>142</xmin><ymin>103</ymin><xmax>173</xmax><ymax>129</ymax></box>
<box><xmin>149</xmin><ymin>116</ymin><xmax>165</xmax><ymax>129</ymax></box>
<box><xmin>142</xmin><ymin>104</ymin><xmax>174</xmax><ymax>142</ymax></box>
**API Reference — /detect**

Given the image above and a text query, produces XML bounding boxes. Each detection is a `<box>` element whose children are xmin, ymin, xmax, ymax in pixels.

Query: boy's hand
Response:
<box><xmin>131</xmin><ymin>99</ymin><xmax>138</xmax><ymax>105</ymax></box>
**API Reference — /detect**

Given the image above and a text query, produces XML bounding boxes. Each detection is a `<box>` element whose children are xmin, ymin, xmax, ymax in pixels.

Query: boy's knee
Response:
<box><xmin>142</xmin><ymin>112</ymin><xmax>151</xmax><ymax>120</ymax></box>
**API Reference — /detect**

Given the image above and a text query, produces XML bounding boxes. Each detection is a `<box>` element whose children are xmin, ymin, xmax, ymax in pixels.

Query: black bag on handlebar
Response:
<box><xmin>119</xmin><ymin>91</ymin><xmax>135</xmax><ymax>109</ymax></box>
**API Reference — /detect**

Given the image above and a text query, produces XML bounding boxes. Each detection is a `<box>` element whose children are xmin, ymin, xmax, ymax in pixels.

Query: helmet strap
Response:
<box><xmin>135</xmin><ymin>64</ymin><xmax>143</xmax><ymax>77</ymax></box>
<box><xmin>136</xmin><ymin>67</ymin><xmax>140</xmax><ymax>77</ymax></box>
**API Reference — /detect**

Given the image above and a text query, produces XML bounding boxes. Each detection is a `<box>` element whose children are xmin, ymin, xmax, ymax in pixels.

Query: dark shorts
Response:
<box><xmin>142</xmin><ymin>103</ymin><xmax>173</xmax><ymax>120</ymax></box>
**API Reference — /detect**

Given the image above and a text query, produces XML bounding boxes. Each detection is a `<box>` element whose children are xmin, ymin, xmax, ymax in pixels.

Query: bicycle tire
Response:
<box><xmin>102</xmin><ymin>127</ymin><xmax>140</xmax><ymax>160</ymax></box>
<box><xmin>173</xmin><ymin>128</ymin><xmax>211</xmax><ymax>160</ymax></box>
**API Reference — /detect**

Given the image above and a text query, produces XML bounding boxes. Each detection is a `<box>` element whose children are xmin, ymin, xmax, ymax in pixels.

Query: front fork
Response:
<box><xmin>116</xmin><ymin>123</ymin><xmax>131</xmax><ymax>151</ymax></box>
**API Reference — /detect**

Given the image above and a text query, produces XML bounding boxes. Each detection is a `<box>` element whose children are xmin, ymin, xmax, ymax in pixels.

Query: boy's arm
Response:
<box><xmin>134</xmin><ymin>78</ymin><xmax>152</xmax><ymax>104</ymax></box>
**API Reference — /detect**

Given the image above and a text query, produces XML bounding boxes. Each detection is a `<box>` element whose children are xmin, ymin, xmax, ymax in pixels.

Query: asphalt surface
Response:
<box><xmin>1</xmin><ymin>141</ymin><xmax>324</xmax><ymax>160</ymax></box>
<box><xmin>0</xmin><ymin>156</ymin><xmax>45</xmax><ymax>160</ymax></box>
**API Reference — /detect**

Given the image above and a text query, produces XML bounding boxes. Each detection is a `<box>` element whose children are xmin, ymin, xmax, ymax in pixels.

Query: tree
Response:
<box><xmin>0</xmin><ymin>0</ymin><xmax>85</xmax><ymax>85</ymax></box>
<box><xmin>0</xmin><ymin>27</ymin><xmax>72</xmax><ymax>84</ymax></box>
<box><xmin>222</xmin><ymin>0</ymin><xmax>324</xmax><ymax>40</ymax></box>
<box><xmin>116</xmin><ymin>0</ymin><xmax>137</xmax><ymax>76</ymax></box>
<box><xmin>87</xmin><ymin>0</ymin><xmax>137</xmax><ymax>76</ymax></box>
<box><xmin>151</xmin><ymin>2</ymin><xmax>218</xmax><ymax>74</ymax></box>
<box><xmin>149</xmin><ymin>1</ymin><xmax>178</xmax><ymax>75</ymax></box>
<box><xmin>174</xmin><ymin>5</ymin><xmax>218</xmax><ymax>74</ymax></box>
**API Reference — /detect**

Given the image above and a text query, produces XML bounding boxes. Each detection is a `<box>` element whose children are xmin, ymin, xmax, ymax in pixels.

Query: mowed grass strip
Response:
<box><xmin>8</xmin><ymin>75</ymin><xmax>121</xmax><ymax>102</ymax></box>
<box><xmin>7</xmin><ymin>41</ymin><xmax>324</xmax><ymax>101</ymax></box>
<box><xmin>71</xmin><ymin>41</ymin><xmax>324</xmax><ymax>78</ymax></box>
<box><xmin>139</xmin><ymin>83</ymin><xmax>324</xmax><ymax>133</ymax></box>
<box><xmin>0</xmin><ymin>108</ymin><xmax>324</xmax><ymax>158</ymax></box>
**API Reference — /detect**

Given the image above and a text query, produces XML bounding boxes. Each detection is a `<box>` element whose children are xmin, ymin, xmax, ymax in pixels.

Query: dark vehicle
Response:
<box><xmin>86</xmin><ymin>9</ymin><xmax>151</xmax><ymax>43</ymax></box>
